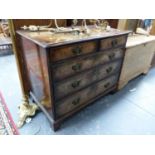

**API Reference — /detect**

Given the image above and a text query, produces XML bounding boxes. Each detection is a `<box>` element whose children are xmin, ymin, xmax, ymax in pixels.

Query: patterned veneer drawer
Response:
<box><xmin>54</xmin><ymin>60</ymin><xmax>122</xmax><ymax>100</ymax></box>
<box><xmin>50</xmin><ymin>41</ymin><xmax>97</xmax><ymax>62</ymax></box>
<box><xmin>52</xmin><ymin>48</ymin><xmax>123</xmax><ymax>81</ymax></box>
<box><xmin>100</xmin><ymin>35</ymin><xmax>126</xmax><ymax>51</ymax></box>
<box><xmin>55</xmin><ymin>74</ymin><xmax>118</xmax><ymax>118</ymax></box>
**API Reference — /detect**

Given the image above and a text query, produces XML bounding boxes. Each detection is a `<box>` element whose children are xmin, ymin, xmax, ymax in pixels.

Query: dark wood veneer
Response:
<box><xmin>17</xmin><ymin>27</ymin><xmax>129</xmax><ymax>131</ymax></box>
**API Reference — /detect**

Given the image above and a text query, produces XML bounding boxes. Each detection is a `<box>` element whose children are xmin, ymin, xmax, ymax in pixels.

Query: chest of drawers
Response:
<box><xmin>17</xmin><ymin>27</ymin><xmax>129</xmax><ymax>131</ymax></box>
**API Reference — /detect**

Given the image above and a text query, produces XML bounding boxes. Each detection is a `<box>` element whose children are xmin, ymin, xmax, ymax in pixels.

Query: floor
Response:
<box><xmin>0</xmin><ymin>35</ymin><xmax>12</xmax><ymax>56</ymax></box>
<box><xmin>0</xmin><ymin>54</ymin><xmax>155</xmax><ymax>135</ymax></box>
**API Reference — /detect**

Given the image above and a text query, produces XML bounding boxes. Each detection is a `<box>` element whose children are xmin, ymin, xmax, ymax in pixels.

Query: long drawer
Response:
<box><xmin>52</xmin><ymin>48</ymin><xmax>123</xmax><ymax>81</ymax></box>
<box><xmin>54</xmin><ymin>60</ymin><xmax>122</xmax><ymax>100</ymax></box>
<box><xmin>50</xmin><ymin>41</ymin><xmax>97</xmax><ymax>62</ymax></box>
<box><xmin>55</xmin><ymin>74</ymin><xmax>118</xmax><ymax>118</ymax></box>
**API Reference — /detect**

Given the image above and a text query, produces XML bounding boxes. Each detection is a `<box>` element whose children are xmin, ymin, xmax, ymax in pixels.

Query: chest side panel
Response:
<box><xmin>20</xmin><ymin>37</ymin><xmax>52</xmax><ymax>108</ymax></box>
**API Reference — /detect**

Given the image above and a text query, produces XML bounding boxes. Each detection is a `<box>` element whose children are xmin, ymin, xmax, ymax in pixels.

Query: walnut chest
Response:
<box><xmin>17</xmin><ymin>27</ymin><xmax>129</xmax><ymax>131</ymax></box>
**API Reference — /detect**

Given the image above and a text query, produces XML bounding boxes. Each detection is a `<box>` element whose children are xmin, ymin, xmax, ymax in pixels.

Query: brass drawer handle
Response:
<box><xmin>104</xmin><ymin>82</ymin><xmax>110</xmax><ymax>88</ymax></box>
<box><xmin>111</xmin><ymin>39</ymin><xmax>118</xmax><ymax>47</ymax></box>
<box><xmin>72</xmin><ymin>46</ymin><xmax>82</xmax><ymax>55</ymax></box>
<box><xmin>72</xmin><ymin>97</ymin><xmax>80</xmax><ymax>105</ymax></box>
<box><xmin>71</xmin><ymin>80</ymin><xmax>81</xmax><ymax>88</ymax></box>
<box><xmin>106</xmin><ymin>66</ymin><xmax>113</xmax><ymax>74</ymax></box>
<box><xmin>72</xmin><ymin>63</ymin><xmax>82</xmax><ymax>72</ymax></box>
<box><xmin>108</xmin><ymin>53</ymin><xmax>115</xmax><ymax>60</ymax></box>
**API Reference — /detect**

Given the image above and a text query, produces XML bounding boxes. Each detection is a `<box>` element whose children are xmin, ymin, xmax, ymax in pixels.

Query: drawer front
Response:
<box><xmin>50</xmin><ymin>41</ymin><xmax>97</xmax><ymax>62</ymax></box>
<box><xmin>53</xmin><ymin>48</ymin><xmax>123</xmax><ymax>81</ymax></box>
<box><xmin>55</xmin><ymin>75</ymin><xmax>118</xmax><ymax>118</ymax></box>
<box><xmin>54</xmin><ymin>60</ymin><xmax>122</xmax><ymax>100</ymax></box>
<box><xmin>100</xmin><ymin>35</ymin><xmax>126</xmax><ymax>51</ymax></box>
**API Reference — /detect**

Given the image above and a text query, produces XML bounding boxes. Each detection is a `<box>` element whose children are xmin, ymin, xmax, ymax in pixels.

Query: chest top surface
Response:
<box><xmin>17</xmin><ymin>26</ymin><xmax>130</xmax><ymax>48</ymax></box>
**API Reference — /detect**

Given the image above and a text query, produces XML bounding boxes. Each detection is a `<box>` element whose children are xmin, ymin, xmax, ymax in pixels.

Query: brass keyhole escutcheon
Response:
<box><xmin>93</xmin><ymin>68</ymin><xmax>100</xmax><ymax>75</ymax></box>
<box><xmin>71</xmin><ymin>80</ymin><xmax>81</xmax><ymax>88</ymax></box>
<box><xmin>106</xmin><ymin>66</ymin><xmax>113</xmax><ymax>74</ymax></box>
<box><xmin>72</xmin><ymin>97</ymin><xmax>80</xmax><ymax>105</ymax></box>
<box><xmin>72</xmin><ymin>46</ymin><xmax>82</xmax><ymax>55</ymax></box>
<box><xmin>104</xmin><ymin>82</ymin><xmax>110</xmax><ymax>88</ymax></box>
<box><xmin>72</xmin><ymin>63</ymin><xmax>82</xmax><ymax>72</ymax></box>
<box><xmin>111</xmin><ymin>39</ymin><xmax>118</xmax><ymax>47</ymax></box>
<box><xmin>108</xmin><ymin>53</ymin><xmax>115</xmax><ymax>60</ymax></box>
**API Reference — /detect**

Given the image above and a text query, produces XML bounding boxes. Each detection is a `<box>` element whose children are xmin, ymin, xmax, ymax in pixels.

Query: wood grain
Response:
<box><xmin>54</xmin><ymin>60</ymin><xmax>121</xmax><ymax>100</ymax></box>
<box><xmin>50</xmin><ymin>41</ymin><xmax>97</xmax><ymax>62</ymax></box>
<box><xmin>52</xmin><ymin>48</ymin><xmax>123</xmax><ymax>81</ymax></box>
<box><xmin>100</xmin><ymin>35</ymin><xmax>126</xmax><ymax>50</ymax></box>
<box><xmin>17</xmin><ymin>26</ymin><xmax>129</xmax><ymax>130</ymax></box>
<box><xmin>56</xmin><ymin>74</ymin><xmax>118</xmax><ymax>118</ymax></box>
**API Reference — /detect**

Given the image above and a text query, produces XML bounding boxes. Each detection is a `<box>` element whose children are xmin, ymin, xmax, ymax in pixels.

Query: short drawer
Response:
<box><xmin>54</xmin><ymin>60</ymin><xmax>122</xmax><ymax>100</ymax></box>
<box><xmin>100</xmin><ymin>35</ymin><xmax>127</xmax><ymax>51</ymax></box>
<box><xmin>52</xmin><ymin>48</ymin><xmax>123</xmax><ymax>81</ymax></box>
<box><xmin>50</xmin><ymin>41</ymin><xmax>97</xmax><ymax>62</ymax></box>
<box><xmin>55</xmin><ymin>74</ymin><xmax>118</xmax><ymax>118</ymax></box>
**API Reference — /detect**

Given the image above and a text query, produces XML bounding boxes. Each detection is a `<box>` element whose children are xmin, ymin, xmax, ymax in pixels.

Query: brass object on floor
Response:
<box><xmin>17</xmin><ymin>96</ymin><xmax>39</xmax><ymax>128</ymax></box>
